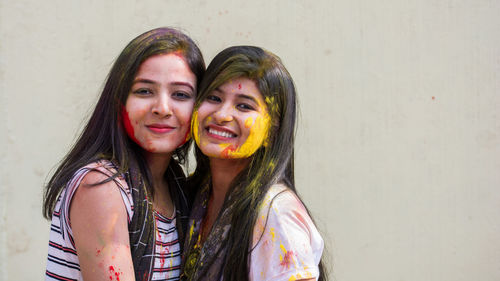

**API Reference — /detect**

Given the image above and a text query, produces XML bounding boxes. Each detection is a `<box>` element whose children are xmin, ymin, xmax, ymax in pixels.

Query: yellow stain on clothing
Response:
<box><xmin>188</xmin><ymin>221</ymin><xmax>195</xmax><ymax>241</ymax></box>
<box><xmin>288</xmin><ymin>273</ymin><xmax>302</xmax><ymax>281</ymax></box>
<box><xmin>270</xmin><ymin>227</ymin><xmax>276</xmax><ymax>242</ymax></box>
<box><xmin>279</xmin><ymin>243</ymin><xmax>287</xmax><ymax>262</ymax></box>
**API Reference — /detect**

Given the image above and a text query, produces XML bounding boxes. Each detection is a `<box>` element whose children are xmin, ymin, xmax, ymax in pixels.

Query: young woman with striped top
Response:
<box><xmin>43</xmin><ymin>27</ymin><xmax>205</xmax><ymax>281</ymax></box>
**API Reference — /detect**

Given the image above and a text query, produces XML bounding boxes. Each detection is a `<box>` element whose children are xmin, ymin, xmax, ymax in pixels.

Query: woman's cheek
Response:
<box><xmin>224</xmin><ymin>114</ymin><xmax>271</xmax><ymax>158</ymax></box>
<box><xmin>191</xmin><ymin>110</ymin><xmax>201</xmax><ymax>147</ymax></box>
<box><xmin>121</xmin><ymin>106</ymin><xmax>142</xmax><ymax>146</ymax></box>
<box><xmin>177</xmin><ymin>117</ymin><xmax>192</xmax><ymax>147</ymax></box>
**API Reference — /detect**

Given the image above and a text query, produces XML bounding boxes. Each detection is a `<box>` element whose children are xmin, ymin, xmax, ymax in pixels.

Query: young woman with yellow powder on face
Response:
<box><xmin>182</xmin><ymin>46</ymin><xmax>327</xmax><ymax>281</ymax></box>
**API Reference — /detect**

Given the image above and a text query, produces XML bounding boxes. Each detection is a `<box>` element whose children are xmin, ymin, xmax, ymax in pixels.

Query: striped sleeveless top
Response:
<box><xmin>45</xmin><ymin>160</ymin><xmax>181</xmax><ymax>281</ymax></box>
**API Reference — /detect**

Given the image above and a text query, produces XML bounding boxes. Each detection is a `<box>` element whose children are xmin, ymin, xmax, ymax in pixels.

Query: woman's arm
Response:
<box><xmin>70</xmin><ymin>171</ymin><xmax>135</xmax><ymax>281</ymax></box>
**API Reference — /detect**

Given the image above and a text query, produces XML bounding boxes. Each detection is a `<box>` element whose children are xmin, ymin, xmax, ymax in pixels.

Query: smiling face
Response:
<box><xmin>123</xmin><ymin>53</ymin><xmax>196</xmax><ymax>155</ymax></box>
<box><xmin>192</xmin><ymin>77</ymin><xmax>270</xmax><ymax>159</ymax></box>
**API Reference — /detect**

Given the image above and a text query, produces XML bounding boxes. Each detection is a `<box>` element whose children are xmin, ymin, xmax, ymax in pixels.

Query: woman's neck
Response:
<box><xmin>144</xmin><ymin>152</ymin><xmax>174</xmax><ymax>216</ymax></box>
<box><xmin>145</xmin><ymin>152</ymin><xmax>172</xmax><ymax>188</ymax></box>
<box><xmin>199</xmin><ymin>157</ymin><xmax>250</xmax><ymax>243</ymax></box>
<box><xmin>209</xmin><ymin>157</ymin><xmax>250</xmax><ymax>204</ymax></box>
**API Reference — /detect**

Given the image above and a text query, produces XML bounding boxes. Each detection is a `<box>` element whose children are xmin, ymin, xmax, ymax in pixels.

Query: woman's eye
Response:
<box><xmin>237</xmin><ymin>103</ymin><xmax>254</xmax><ymax>111</ymax></box>
<box><xmin>206</xmin><ymin>95</ymin><xmax>221</xmax><ymax>103</ymax></box>
<box><xmin>172</xmin><ymin>91</ymin><xmax>192</xmax><ymax>100</ymax></box>
<box><xmin>133</xmin><ymin>88</ymin><xmax>153</xmax><ymax>95</ymax></box>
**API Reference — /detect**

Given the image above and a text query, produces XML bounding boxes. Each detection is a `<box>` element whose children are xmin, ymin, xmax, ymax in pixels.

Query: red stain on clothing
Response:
<box><xmin>280</xmin><ymin>250</ymin><xmax>294</xmax><ymax>269</ymax></box>
<box><xmin>121</xmin><ymin>106</ymin><xmax>141</xmax><ymax>145</ymax></box>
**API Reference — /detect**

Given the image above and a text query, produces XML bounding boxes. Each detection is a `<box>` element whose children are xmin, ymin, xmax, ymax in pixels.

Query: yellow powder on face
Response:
<box><xmin>192</xmin><ymin>110</ymin><xmax>200</xmax><ymax>147</ymax></box>
<box><xmin>193</xmin><ymin>97</ymin><xmax>271</xmax><ymax>159</ymax></box>
<box><xmin>244</xmin><ymin>117</ymin><xmax>254</xmax><ymax>128</ymax></box>
<box><xmin>193</xmin><ymin>111</ymin><xmax>214</xmax><ymax>150</ymax></box>
<box><xmin>222</xmin><ymin>110</ymin><xmax>270</xmax><ymax>158</ymax></box>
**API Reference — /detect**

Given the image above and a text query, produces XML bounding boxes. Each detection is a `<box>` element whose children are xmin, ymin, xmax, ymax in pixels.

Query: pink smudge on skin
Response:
<box><xmin>109</xmin><ymin>265</ymin><xmax>121</xmax><ymax>281</ymax></box>
<box><xmin>121</xmin><ymin>106</ymin><xmax>141</xmax><ymax>145</ymax></box>
<box><xmin>170</xmin><ymin>50</ymin><xmax>185</xmax><ymax>60</ymax></box>
<box><xmin>238</xmin><ymin>83</ymin><xmax>242</xmax><ymax>90</ymax></box>
<box><xmin>280</xmin><ymin>251</ymin><xmax>294</xmax><ymax>269</ymax></box>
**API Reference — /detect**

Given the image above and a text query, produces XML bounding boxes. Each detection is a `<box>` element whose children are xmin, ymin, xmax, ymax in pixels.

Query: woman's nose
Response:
<box><xmin>213</xmin><ymin>104</ymin><xmax>234</xmax><ymax>123</ymax></box>
<box><xmin>152</xmin><ymin>95</ymin><xmax>172</xmax><ymax>117</ymax></box>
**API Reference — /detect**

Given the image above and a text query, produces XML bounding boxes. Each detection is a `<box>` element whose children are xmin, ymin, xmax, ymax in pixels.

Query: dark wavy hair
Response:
<box><xmin>43</xmin><ymin>27</ymin><xmax>205</xmax><ymax>219</ymax></box>
<box><xmin>189</xmin><ymin>46</ymin><xmax>327</xmax><ymax>280</ymax></box>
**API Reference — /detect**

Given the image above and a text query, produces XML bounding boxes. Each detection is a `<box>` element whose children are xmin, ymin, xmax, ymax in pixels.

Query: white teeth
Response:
<box><xmin>208</xmin><ymin>128</ymin><xmax>235</xmax><ymax>138</ymax></box>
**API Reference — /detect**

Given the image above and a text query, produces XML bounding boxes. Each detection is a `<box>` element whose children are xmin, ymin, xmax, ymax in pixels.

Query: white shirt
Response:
<box><xmin>250</xmin><ymin>184</ymin><xmax>324</xmax><ymax>281</ymax></box>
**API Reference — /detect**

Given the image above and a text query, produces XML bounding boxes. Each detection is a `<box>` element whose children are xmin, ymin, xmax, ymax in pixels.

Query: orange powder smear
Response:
<box><xmin>244</xmin><ymin>117</ymin><xmax>254</xmax><ymax>128</ymax></box>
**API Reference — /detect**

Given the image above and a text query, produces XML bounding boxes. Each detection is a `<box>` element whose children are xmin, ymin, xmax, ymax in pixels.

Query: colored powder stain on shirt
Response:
<box><xmin>288</xmin><ymin>273</ymin><xmax>302</xmax><ymax>281</ymax></box>
<box><xmin>188</xmin><ymin>221</ymin><xmax>195</xmax><ymax>240</ymax></box>
<box><xmin>270</xmin><ymin>227</ymin><xmax>276</xmax><ymax>242</ymax></box>
<box><xmin>280</xmin><ymin>250</ymin><xmax>294</xmax><ymax>269</ymax></box>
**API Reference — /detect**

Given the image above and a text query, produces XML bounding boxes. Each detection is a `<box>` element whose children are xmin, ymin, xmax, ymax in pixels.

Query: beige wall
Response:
<box><xmin>1</xmin><ymin>0</ymin><xmax>499</xmax><ymax>280</ymax></box>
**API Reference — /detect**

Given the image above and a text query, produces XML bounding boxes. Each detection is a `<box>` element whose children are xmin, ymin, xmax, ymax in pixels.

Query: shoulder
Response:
<box><xmin>63</xmin><ymin>160</ymin><xmax>133</xmax><ymax>229</ymax></box>
<box><xmin>254</xmin><ymin>184</ymin><xmax>315</xmax><ymax>244</ymax></box>
<box><xmin>249</xmin><ymin>183</ymin><xmax>324</xmax><ymax>281</ymax></box>
<box><xmin>70</xmin><ymin>161</ymin><xmax>130</xmax><ymax>220</ymax></box>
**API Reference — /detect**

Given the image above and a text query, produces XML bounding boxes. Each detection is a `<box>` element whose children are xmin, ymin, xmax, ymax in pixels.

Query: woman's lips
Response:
<box><xmin>147</xmin><ymin>124</ymin><xmax>175</xmax><ymax>134</ymax></box>
<box><xmin>205</xmin><ymin>125</ymin><xmax>237</xmax><ymax>140</ymax></box>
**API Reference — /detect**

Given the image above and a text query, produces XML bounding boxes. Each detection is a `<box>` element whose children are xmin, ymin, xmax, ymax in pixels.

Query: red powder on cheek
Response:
<box><xmin>177</xmin><ymin>117</ymin><xmax>192</xmax><ymax>147</ymax></box>
<box><xmin>121</xmin><ymin>106</ymin><xmax>141</xmax><ymax>145</ymax></box>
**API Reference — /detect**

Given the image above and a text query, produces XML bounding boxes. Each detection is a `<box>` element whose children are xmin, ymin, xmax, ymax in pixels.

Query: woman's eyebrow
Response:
<box><xmin>171</xmin><ymin>81</ymin><xmax>195</xmax><ymax>91</ymax></box>
<box><xmin>238</xmin><ymin>94</ymin><xmax>258</xmax><ymax>104</ymax></box>
<box><xmin>132</xmin><ymin>79</ymin><xmax>194</xmax><ymax>91</ymax></box>
<box><xmin>132</xmin><ymin>78</ymin><xmax>156</xmax><ymax>85</ymax></box>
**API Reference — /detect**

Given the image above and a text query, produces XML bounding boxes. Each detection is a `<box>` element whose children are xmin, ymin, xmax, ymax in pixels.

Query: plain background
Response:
<box><xmin>1</xmin><ymin>0</ymin><xmax>499</xmax><ymax>280</ymax></box>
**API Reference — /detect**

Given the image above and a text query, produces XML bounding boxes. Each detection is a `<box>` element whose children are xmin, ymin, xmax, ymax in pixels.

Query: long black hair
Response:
<box><xmin>43</xmin><ymin>27</ymin><xmax>205</xmax><ymax>219</ymax></box>
<box><xmin>189</xmin><ymin>46</ymin><xmax>327</xmax><ymax>280</ymax></box>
